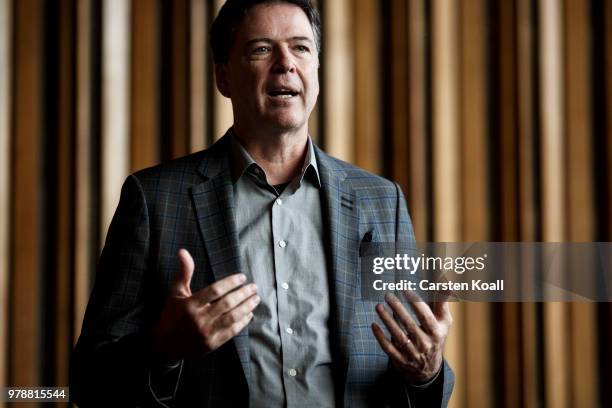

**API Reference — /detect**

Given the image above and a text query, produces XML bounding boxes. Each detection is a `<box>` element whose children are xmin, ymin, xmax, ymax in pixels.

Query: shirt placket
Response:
<box><xmin>271</xmin><ymin>191</ymin><xmax>301</xmax><ymax>406</ymax></box>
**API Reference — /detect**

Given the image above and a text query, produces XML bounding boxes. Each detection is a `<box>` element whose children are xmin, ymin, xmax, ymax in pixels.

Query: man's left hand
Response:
<box><xmin>372</xmin><ymin>292</ymin><xmax>452</xmax><ymax>385</ymax></box>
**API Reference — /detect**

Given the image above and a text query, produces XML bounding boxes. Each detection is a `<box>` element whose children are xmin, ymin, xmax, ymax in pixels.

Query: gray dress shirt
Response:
<box><xmin>230</xmin><ymin>134</ymin><xmax>336</xmax><ymax>408</ymax></box>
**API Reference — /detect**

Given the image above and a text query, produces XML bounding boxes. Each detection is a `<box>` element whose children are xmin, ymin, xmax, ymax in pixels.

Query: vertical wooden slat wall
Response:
<box><xmin>0</xmin><ymin>0</ymin><xmax>11</xmax><ymax>390</ymax></box>
<box><xmin>460</xmin><ymin>1</ymin><xmax>492</xmax><ymax>407</ymax></box>
<box><xmin>54</xmin><ymin>0</ymin><xmax>76</xmax><ymax>386</ymax></box>
<box><xmin>131</xmin><ymin>0</ymin><xmax>160</xmax><ymax>171</ymax></box>
<box><xmin>322</xmin><ymin>0</ymin><xmax>353</xmax><ymax>161</ymax></box>
<box><xmin>1</xmin><ymin>2</ymin><xmax>611</xmax><ymax>407</ymax></box>
<box><xmin>11</xmin><ymin>0</ymin><xmax>43</xmax><ymax>387</ymax></box>
<box><xmin>212</xmin><ymin>0</ymin><xmax>233</xmax><ymax>140</ymax></box>
<box><xmin>352</xmin><ymin>0</ymin><xmax>381</xmax><ymax>174</ymax></box>
<box><xmin>190</xmin><ymin>0</ymin><xmax>208</xmax><ymax>152</ymax></box>
<box><xmin>388</xmin><ymin>0</ymin><xmax>409</xmax><ymax>194</ymax></box>
<box><xmin>101</xmin><ymin>0</ymin><xmax>130</xmax><ymax>242</ymax></box>
<box><xmin>406</xmin><ymin>0</ymin><xmax>428</xmax><ymax>240</ymax></box>
<box><xmin>73</xmin><ymin>0</ymin><xmax>94</xmax><ymax>340</ymax></box>
<box><xmin>516</xmin><ymin>1</ymin><xmax>540</xmax><ymax>406</ymax></box>
<box><xmin>431</xmin><ymin>2</ymin><xmax>465</xmax><ymax>408</ymax></box>
<box><xmin>565</xmin><ymin>0</ymin><xmax>598</xmax><ymax>406</ymax></box>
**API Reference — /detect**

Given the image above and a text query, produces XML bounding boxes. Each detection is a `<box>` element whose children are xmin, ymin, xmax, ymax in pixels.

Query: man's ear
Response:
<box><xmin>215</xmin><ymin>64</ymin><xmax>231</xmax><ymax>98</ymax></box>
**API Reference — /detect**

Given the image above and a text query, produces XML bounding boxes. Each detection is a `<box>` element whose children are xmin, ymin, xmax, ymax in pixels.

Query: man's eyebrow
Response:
<box><xmin>244</xmin><ymin>36</ymin><xmax>315</xmax><ymax>47</ymax></box>
<box><xmin>245</xmin><ymin>38</ymin><xmax>273</xmax><ymax>47</ymax></box>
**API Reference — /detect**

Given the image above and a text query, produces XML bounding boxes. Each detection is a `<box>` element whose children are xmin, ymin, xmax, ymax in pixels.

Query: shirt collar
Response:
<box><xmin>229</xmin><ymin>129</ymin><xmax>321</xmax><ymax>188</ymax></box>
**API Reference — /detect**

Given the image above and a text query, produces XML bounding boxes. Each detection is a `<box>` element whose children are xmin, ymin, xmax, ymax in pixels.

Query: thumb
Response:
<box><xmin>172</xmin><ymin>249</ymin><xmax>195</xmax><ymax>297</ymax></box>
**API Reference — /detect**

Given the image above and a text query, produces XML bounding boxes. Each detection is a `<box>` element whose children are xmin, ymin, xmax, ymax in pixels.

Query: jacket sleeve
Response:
<box><xmin>390</xmin><ymin>183</ymin><xmax>455</xmax><ymax>408</ymax></box>
<box><xmin>70</xmin><ymin>175</ymin><xmax>181</xmax><ymax>407</ymax></box>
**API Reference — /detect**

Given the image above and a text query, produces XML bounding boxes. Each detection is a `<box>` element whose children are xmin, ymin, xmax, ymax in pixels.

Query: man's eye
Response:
<box><xmin>296</xmin><ymin>45</ymin><xmax>310</xmax><ymax>53</ymax></box>
<box><xmin>252</xmin><ymin>46</ymin><xmax>270</xmax><ymax>55</ymax></box>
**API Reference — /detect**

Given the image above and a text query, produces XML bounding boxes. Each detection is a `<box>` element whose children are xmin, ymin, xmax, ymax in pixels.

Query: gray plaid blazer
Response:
<box><xmin>71</xmin><ymin>132</ymin><xmax>454</xmax><ymax>407</ymax></box>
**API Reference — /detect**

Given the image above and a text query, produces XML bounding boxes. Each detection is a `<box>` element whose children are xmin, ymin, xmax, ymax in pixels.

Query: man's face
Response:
<box><xmin>216</xmin><ymin>3</ymin><xmax>319</xmax><ymax>133</ymax></box>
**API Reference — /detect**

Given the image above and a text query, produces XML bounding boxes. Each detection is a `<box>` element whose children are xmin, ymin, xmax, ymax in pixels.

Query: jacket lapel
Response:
<box><xmin>316</xmin><ymin>147</ymin><xmax>361</xmax><ymax>395</ymax></box>
<box><xmin>191</xmin><ymin>134</ymin><xmax>251</xmax><ymax>382</ymax></box>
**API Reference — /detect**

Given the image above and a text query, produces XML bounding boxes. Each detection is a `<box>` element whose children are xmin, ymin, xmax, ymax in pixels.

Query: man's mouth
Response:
<box><xmin>267</xmin><ymin>88</ymin><xmax>299</xmax><ymax>99</ymax></box>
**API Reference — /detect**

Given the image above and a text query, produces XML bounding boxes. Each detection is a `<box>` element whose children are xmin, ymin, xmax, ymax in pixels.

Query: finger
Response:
<box><xmin>206</xmin><ymin>283</ymin><xmax>258</xmax><ymax>320</ymax></box>
<box><xmin>371</xmin><ymin>323</ymin><xmax>409</xmax><ymax>366</ymax></box>
<box><xmin>375</xmin><ymin>303</ymin><xmax>421</xmax><ymax>351</ymax></box>
<box><xmin>433</xmin><ymin>301</ymin><xmax>452</xmax><ymax>324</ymax></box>
<box><xmin>400</xmin><ymin>291</ymin><xmax>439</xmax><ymax>334</ymax></box>
<box><xmin>208</xmin><ymin>311</ymin><xmax>255</xmax><ymax>351</ymax></box>
<box><xmin>193</xmin><ymin>273</ymin><xmax>248</xmax><ymax>304</ymax></box>
<box><xmin>172</xmin><ymin>249</ymin><xmax>195</xmax><ymax>297</ymax></box>
<box><xmin>383</xmin><ymin>294</ymin><xmax>428</xmax><ymax>347</ymax></box>
<box><xmin>212</xmin><ymin>293</ymin><xmax>261</xmax><ymax>331</ymax></box>
<box><xmin>391</xmin><ymin>331</ymin><xmax>420</xmax><ymax>359</ymax></box>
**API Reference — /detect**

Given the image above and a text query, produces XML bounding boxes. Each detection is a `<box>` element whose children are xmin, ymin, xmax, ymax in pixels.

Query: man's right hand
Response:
<box><xmin>151</xmin><ymin>249</ymin><xmax>260</xmax><ymax>363</ymax></box>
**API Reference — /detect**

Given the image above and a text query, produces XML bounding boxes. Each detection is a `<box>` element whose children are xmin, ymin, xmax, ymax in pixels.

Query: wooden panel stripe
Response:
<box><xmin>407</xmin><ymin>0</ymin><xmax>429</xmax><ymax>240</ymax></box>
<box><xmin>74</xmin><ymin>0</ymin><xmax>94</xmax><ymax>341</ymax></box>
<box><xmin>564</xmin><ymin>0</ymin><xmax>597</xmax><ymax>406</ymax></box>
<box><xmin>539</xmin><ymin>1</ymin><xmax>569</xmax><ymax>407</ymax></box>
<box><xmin>432</xmin><ymin>2</ymin><xmax>463</xmax><ymax>407</ymax></box>
<box><xmin>516</xmin><ymin>1</ymin><xmax>540</xmax><ymax>406</ymax></box>
<box><xmin>190</xmin><ymin>0</ymin><xmax>207</xmax><ymax>152</ymax></box>
<box><xmin>212</xmin><ymin>0</ymin><xmax>233</xmax><ymax>140</ymax></box>
<box><xmin>389</xmin><ymin>0</ymin><xmax>409</xmax><ymax>191</ymax></box>
<box><xmin>432</xmin><ymin>0</ymin><xmax>460</xmax><ymax>241</ymax></box>
<box><xmin>54</xmin><ymin>0</ymin><xmax>75</xmax><ymax>385</ymax></box>
<box><xmin>353</xmin><ymin>0</ymin><xmax>381</xmax><ymax>174</ymax></box>
<box><xmin>323</xmin><ymin>0</ymin><xmax>353</xmax><ymax>161</ymax></box>
<box><xmin>11</xmin><ymin>0</ymin><xmax>43</xmax><ymax>386</ymax></box>
<box><xmin>130</xmin><ymin>0</ymin><xmax>160</xmax><ymax>171</ymax></box>
<box><xmin>101</xmin><ymin>0</ymin><xmax>131</xmax><ymax>244</ymax></box>
<box><xmin>0</xmin><ymin>0</ymin><xmax>12</xmax><ymax>388</ymax></box>
<box><xmin>460</xmin><ymin>0</ymin><xmax>492</xmax><ymax>406</ymax></box>
<box><xmin>170</xmin><ymin>0</ymin><xmax>190</xmax><ymax>158</ymax></box>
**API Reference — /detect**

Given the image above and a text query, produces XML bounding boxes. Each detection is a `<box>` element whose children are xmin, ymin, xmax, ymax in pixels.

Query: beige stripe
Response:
<box><xmin>74</xmin><ymin>0</ymin><xmax>93</xmax><ymax>341</ymax></box>
<box><xmin>101</xmin><ymin>0</ymin><xmax>131</xmax><ymax>245</ymax></box>
<box><xmin>190</xmin><ymin>0</ymin><xmax>207</xmax><ymax>151</ymax></box>
<box><xmin>0</xmin><ymin>0</ymin><xmax>11</xmax><ymax>388</ymax></box>
<box><xmin>323</xmin><ymin>0</ymin><xmax>353</xmax><ymax>162</ymax></box>
<box><xmin>432</xmin><ymin>1</ymin><xmax>462</xmax><ymax>407</ymax></box>
<box><xmin>432</xmin><ymin>0</ymin><xmax>460</xmax><ymax>241</ymax></box>
<box><xmin>540</xmin><ymin>1</ymin><xmax>569</xmax><ymax>407</ymax></box>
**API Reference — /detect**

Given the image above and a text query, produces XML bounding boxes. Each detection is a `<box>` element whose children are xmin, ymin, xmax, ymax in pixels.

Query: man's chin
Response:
<box><xmin>259</xmin><ymin>115</ymin><xmax>305</xmax><ymax>132</ymax></box>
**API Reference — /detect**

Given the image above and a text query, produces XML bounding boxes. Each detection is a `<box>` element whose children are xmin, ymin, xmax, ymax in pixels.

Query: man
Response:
<box><xmin>71</xmin><ymin>0</ymin><xmax>454</xmax><ymax>406</ymax></box>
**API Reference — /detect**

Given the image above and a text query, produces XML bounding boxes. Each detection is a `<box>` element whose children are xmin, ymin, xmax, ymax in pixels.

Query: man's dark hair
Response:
<box><xmin>210</xmin><ymin>0</ymin><xmax>321</xmax><ymax>64</ymax></box>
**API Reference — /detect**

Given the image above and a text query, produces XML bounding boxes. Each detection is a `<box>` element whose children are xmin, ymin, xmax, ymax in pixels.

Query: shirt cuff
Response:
<box><xmin>407</xmin><ymin>364</ymin><xmax>442</xmax><ymax>389</ymax></box>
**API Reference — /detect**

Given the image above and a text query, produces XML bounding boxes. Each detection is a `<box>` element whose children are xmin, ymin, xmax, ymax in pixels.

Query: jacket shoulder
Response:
<box><xmin>318</xmin><ymin>151</ymin><xmax>399</xmax><ymax>194</ymax></box>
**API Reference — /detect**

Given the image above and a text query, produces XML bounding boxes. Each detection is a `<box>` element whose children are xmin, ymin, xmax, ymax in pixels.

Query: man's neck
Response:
<box><xmin>233</xmin><ymin>125</ymin><xmax>309</xmax><ymax>185</ymax></box>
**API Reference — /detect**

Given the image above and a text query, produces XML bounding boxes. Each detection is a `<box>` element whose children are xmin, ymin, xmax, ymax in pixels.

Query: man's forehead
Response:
<box><xmin>235</xmin><ymin>3</ymin><xmax>314</xmax><ymax>40</ymax></box>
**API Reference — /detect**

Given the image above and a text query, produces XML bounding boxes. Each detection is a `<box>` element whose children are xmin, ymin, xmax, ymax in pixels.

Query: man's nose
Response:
<box><xmin>271</xmin><ymin>48</ymin><xmax>295</xmax><ymax>73</ymax></box>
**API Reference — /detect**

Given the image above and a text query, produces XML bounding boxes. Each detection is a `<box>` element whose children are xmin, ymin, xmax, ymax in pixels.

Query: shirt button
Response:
<box><xmin>286</xmin><ymin>327</ymin><xmax>293</xmax><ymax>334</ymax></box>
<box><xmin>276</xmin><ymin>198</ymin><xmax>283</xmax><ymax>206</ymax></box>
<box><xmin>278</xmin><ymin>240</ymin><xmax>287</xmax><ymax>248</ymax></box>
<box><xmin>288</xmin><ymin>368</ymin><xmax>297</xmax><ymax>377</ymax></box>
<box><xmin>281</xmin><ymin>282</ymin><xmax>289</xmax><ymax>290</ymax></box>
